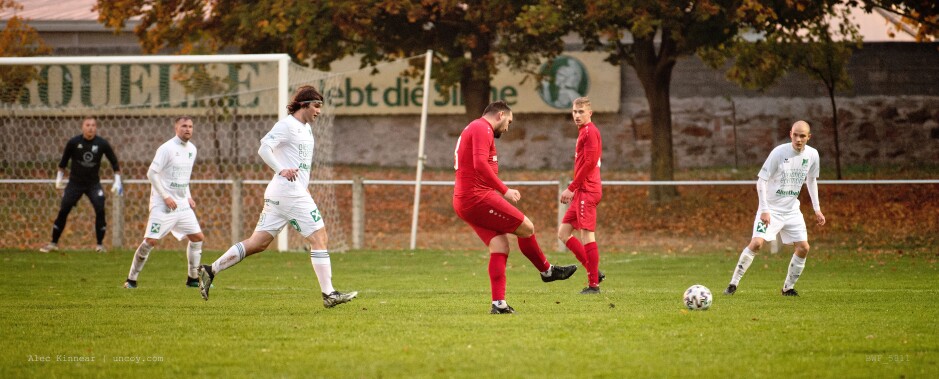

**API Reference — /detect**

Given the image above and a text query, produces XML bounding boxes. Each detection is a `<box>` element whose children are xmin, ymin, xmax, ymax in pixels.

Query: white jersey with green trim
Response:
<box><xmin>148</xmin><ymin>136</ymin><xmax>197</xmax><ymax>210</ymax></box>
<box><xmin>261</xmin><ymin>114</ymin><xmax>315</xmax><ymax>198</ymax></box>
<box><xmin>757</xmin><ymin>143</ymin><xmax>820</xmax><ymax>214</ymax></box>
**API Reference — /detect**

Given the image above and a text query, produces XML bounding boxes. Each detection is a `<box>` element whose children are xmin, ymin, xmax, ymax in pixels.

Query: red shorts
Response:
<box><xmin>453</xmin><ymin>192</ymin><xmax>525</xmax><ymax>245</ymax></box>
<box><xmin>562</xmin><ymin>191</ymin><xmax>601</xmax><ymax>231</ymax></box>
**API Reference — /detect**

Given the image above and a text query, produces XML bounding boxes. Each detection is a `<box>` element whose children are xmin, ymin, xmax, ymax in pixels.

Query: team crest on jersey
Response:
<box><xmin>189</xmin><ymin>152</ymin><xmax>194</xmax><ymax>159</ymax></box>
<box><xmin>802</xmin><ymin>159</ymin><xmax>808</xmax><ymax>167</ymax></box>
<box><xmin>91</xmin><ymin>145</ymin><xmax>98</xmax><ymax>153</ymax></box>
<box><xmin>77</xmin><ymin>144</ymin><xmax>82</xmax><ymax>149</ymax></box>
<box><xmin>150</xmin><ymin>223</ymin><xmax>161</xmax><ymax>233</ymax></box>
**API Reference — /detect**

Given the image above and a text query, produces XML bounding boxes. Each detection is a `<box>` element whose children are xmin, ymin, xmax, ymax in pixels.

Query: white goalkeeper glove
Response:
<box><xmin>55</xmin><ymin>171</ymin><xmax>66</xmax><ymax>189</ymax></box>
<box><xmin>111</xmin><ymin>174</ymin><xmax>123</xmax><ymax>196</ymax></box>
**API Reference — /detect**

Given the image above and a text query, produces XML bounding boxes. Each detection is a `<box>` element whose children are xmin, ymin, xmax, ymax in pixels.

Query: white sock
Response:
<box><xmin>730</xmin><ymin>248</ymin><xmax>756</xmax><ymax>286</ymax></box>
<box><xmin>540</xmin><ymin>265</ymin><xmax>553</xmax><ymax>277</ymax></box>
<box><xmin>187</xmin><ymin>241</ymin><xmax>203</xmax><ymax>279</ymax></box>
<box><xmin>492</xmin><ymin>300</ymin><xmax>507</xmax><ymax>308</ymax></box>
<box><xmin>783</xmin><ymin>254</ymin><xmax>806</xmax><ymax>290</ymax></box>
<box><xmin>127</xmin><ymin>241</ymin><xmax>154</xmax><ymax>281</ymax></box>
<box><xmin>212</xmin><ymin>242</ymin><xmax>246</xmax><ymax>275</ymax></box>
<box><xmin>310</xmin><ymin>250</ymin><xmax>335</xmax><ymax>294</ymax></box>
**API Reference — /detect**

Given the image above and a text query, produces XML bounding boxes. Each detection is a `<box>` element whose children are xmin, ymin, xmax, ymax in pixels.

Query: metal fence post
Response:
<box><xmin>557</xmin><ymin>175</ymin><xmax>569</xmax><ymax>252</ymax></box>
<box><xmin>352</xmin><ymin>177</ymin><xmax>364</xmax><ymax>250</ymax></box>
<box><xmin>111</xmin><ymin>192</ymin><xmax>123</xmax><ymax>249</ymax></box>
<box><xmin>231</xmin><ymin>179</ymin><xmax>242</xmax><ymax>245</ymax></box>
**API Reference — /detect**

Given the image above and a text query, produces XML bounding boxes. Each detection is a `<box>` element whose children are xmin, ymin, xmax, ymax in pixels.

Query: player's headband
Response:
<box><xmin>299</xmin><ymin>100</ymin><xmax>324</xmax><ymax>105</ymax></box>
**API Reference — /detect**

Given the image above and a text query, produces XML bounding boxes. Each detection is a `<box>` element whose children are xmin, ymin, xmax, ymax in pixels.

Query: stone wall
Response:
<box><xmin>332</xmin><ymin>95</ymin><xmax>939</xmax><ymax>170</ymax></box>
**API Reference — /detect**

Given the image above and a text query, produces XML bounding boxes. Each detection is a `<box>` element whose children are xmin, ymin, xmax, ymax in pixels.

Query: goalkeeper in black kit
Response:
<box><xmin>40</xmin><ymin>116</ymin><xmax>122</xmax><ymax>253</ymax></box>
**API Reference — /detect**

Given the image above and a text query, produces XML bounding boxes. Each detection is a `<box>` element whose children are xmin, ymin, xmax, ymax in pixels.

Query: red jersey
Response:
<box><xmin>454</xmin><ymin>118</ymin><xmax>509</xmax><ymax>199</ymax></box>
<box><xmin>568</xmin><ymin>122</ymin><xmax>602</xmax><ymax>194</ymax></box>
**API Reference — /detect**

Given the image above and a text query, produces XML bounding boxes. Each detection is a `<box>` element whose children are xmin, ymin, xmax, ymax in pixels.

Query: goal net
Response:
<box><xmin>0</xmin><ymin>54</ymin><xmax>372</xmax><ymax>252</ymax></box>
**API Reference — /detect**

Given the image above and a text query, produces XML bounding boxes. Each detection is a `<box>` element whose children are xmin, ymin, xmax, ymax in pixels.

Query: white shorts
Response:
<box><xmin>254</xmin><ymin>196</ymin><xmax>325</xmax><ymax>238</ymax></box>
<box><xmin>751</xmin><ymin>211</ymin><xmax>807</xmax><ymax>244</ymax></box>
<box><xmin>145</xmin><ymin>207</ymin><xmax>202</xmax><ymax>241</ymax></box>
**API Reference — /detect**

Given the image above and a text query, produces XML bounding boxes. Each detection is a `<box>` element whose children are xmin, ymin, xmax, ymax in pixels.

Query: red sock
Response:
<box><xmin>565</xmin><ymin>236</ymin><xmax>589</xmax><ymax>268</ymax></box>
<box><xmin>488</xmin><ymin>252</ymin><xmax>508</xmax><ymax>301</ymax></box>
<box><xmin>585</xmin><ymin>242</ymin><xmax>600</xmax><ymax>287</ymax></box>
<box><xmin>517</xmin><ymin>234</ymin><xmax>550</xmax><ymax>272</ymax></box>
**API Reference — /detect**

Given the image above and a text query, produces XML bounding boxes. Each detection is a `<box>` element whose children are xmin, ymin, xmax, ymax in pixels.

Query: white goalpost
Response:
<box><xmin>409</xmin><ymin>50</ymin><xmax>434</xmax><ymax>250</ymax></box>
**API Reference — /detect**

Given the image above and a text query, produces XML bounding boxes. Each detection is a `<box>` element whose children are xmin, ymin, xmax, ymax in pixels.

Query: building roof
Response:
<box><xmin>1</xmin><ymin>0</ymin><xmax>99</xmax><ymax>21</ymax></box>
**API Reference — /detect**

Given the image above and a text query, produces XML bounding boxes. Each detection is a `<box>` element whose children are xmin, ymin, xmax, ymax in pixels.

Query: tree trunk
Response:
<box><xmin>828</xmin><ymin>86</ymin><xmax>843</xmax><ymax>179</ymax></box>
<box><xmin>630</xmin><ymin>36</ymin><xmax>679</xmax><ymax>202</ymax></box>
<box><xmin>461</xmin><ymin>36</ymin><xmax>493</xmax><ymax>118</ymax></box>
<box><xmin>460</xmin><ymin>67</ymin><xmax>491</xmax><ymax>119</ymax></box>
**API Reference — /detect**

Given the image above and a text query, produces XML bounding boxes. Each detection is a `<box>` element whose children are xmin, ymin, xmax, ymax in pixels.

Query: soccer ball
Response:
<box><xmin>683</xmin><ymin>285</ymin><xmax>712</xmax><ymax>310</ymax></box>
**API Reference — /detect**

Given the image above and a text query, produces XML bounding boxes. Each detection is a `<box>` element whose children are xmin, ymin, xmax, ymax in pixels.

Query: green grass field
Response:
<box><xmin>1</xmin><ymin>247</ymin><xmax>936</xmax><ymax>378</ymax></box>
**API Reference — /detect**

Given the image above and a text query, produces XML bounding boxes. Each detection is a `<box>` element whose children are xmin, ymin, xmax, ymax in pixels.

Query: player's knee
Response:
<box><xmin>749</xmin><ymin>239</ymin><xmax>764</xmax><ymax>251</ymax></box>
<box><xmin>516</xmin><ymin>218</ymin><xmax>534</xmax><ymax>238</ymax></box>
<box><xmin>188</xmin><ymin>233</ymin><xmax>204</xmax><ymax>243</ymax></box>
<box><xmin>308</xmin><ymin>228</ymin><xmax>328</xmax><ymax>250</ymax></box>
<box><xmin>556</xmin><ymin>226</ymin><xmax>571</xmax><ymax>242</ymax></box>
<box><xmin>488</xmin><ymin>235</ymin><xmax>510</xmax><ymax>253</ymax></box>
<box><xmin>144</xmin><ymin>238</ymin><xmax>159</xmax><ymax>247</ymax></box>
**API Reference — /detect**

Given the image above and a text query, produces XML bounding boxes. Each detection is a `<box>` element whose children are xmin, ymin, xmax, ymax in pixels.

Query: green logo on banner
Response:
<box><xmin>538</xmin><ymin>55</ymin><xmax>589</xmax><ymax>109</ymax></box>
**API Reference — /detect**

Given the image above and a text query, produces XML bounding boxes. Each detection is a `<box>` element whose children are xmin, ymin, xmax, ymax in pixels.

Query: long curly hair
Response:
<box><xmin>287</xmin><ymin>85</ymin><xmax>324</xmax><ymax>114</ymax></box>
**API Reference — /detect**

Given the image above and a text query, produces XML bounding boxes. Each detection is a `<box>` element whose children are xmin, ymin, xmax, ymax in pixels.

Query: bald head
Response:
<box><xmin>789</xmin><ymin>120</ymin><xmax>812</xmax><ymax>152</ymax></box>
<box><xmin>792</xmin><ymin>120</ymin><xmax>811</xmax><ymax>134</ymax></box>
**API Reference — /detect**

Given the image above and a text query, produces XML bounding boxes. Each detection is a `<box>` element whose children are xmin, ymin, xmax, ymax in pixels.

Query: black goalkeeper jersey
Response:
<box><xmin>58</xmin><ymin>135</ymin><xmax>120</xmax><ymax>187</ymax></box>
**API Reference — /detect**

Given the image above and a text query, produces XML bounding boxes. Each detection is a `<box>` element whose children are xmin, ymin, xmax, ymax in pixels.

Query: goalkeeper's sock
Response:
<box><xmin>730</xmin><ymin>247</ymin><xmax>756</xmax><ymax>286</ymax></box>
<box><xmin>51</xmin><ymin>225</ymin><xmax>63</xmax><ymax>244</ymax></box>
<box><xmin>783</xmin><ymin>254</ymin><xmax>806</xmax><ymax>291</ymax></box>
<box><xmin>187</xmin><ymin>241</ymin><xmax>203</xmax><ymax>279</ymax></box>
<box><xmin>127</xmin><ymin>241</ymin><xmax>154</xmax><ymax>281</ymax></box>
<box><xmin>488</xmin><ymin>252</ymin><xmax>508</xmax><ymax>302</ymax></box>
<box><xmin>565</xmin><ymin>236</ymin><xmax>589</xmax><ymax>268</ymax></box>
<box><xmin>310</xmin><ymin>250</ymin><xmax>334</xmax><ymax>294</ymax></box>
<box><xmin>95</xmin><ymin>226</ymin><xmax>106</xmax><ymax>245</ymax></box>
<box><xmin>212</xmin><ymin>242</ymin><xmax>246</xmax><ymax>275</ymax></box>
<box><xmin>585</xmin><ymin>242</ymin><xmax>600</xmax><ymax>287</ymax></box>
<box><xmin>517</xmin><ymin>234</ymin><xmax>550</xmax><ymax>273</ymax></box>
